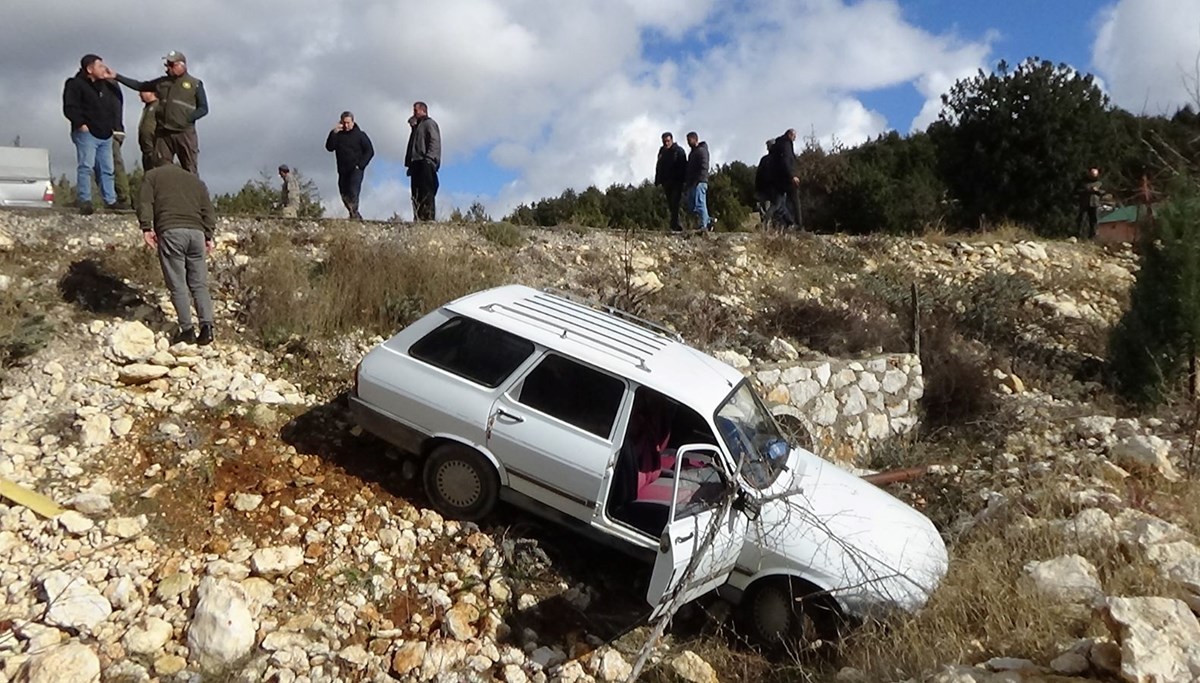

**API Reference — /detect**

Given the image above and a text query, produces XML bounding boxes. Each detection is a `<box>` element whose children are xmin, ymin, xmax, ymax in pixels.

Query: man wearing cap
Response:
<box><xmin>278</xmin><ymin>165</ymin><xmax>300</xmax><ymax>218</ymax></box>
<box><xmin>112</xmin><ymin>51</ymin><xmax>208</xmax><ymax>174</ymax></box>
<box><xmin>62</xmin><ymin>54</ymin><xmax>121</xmax><ymax>214</ymax></box>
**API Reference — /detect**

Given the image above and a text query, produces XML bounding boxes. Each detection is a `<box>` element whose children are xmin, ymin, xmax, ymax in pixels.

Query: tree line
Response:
<box><xmin>506</xmin><ymin>58</ymin><xmax>1200</xmax><ymax>237</ymax></box>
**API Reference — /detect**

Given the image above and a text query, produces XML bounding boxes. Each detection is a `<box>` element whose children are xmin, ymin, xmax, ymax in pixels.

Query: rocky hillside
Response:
<box><xmin>1</xmin><ymin>211</ymin><xmax>1199</xmax><ymax>683</ymax></box>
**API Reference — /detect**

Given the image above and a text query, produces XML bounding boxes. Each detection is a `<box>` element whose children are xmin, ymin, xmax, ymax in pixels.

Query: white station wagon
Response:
<box><xmin>351</xmin><ymin>285</ymin><xmax>948</xmax><ymax>644</ymax></box>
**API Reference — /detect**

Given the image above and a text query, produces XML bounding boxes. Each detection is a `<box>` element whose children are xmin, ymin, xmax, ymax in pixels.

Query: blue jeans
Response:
<box><xmin>72</xmin><ymin>129</ymin><xmax>116</xmax><ymax>205</ymax></box>
<box><xmin>687</xmin><ymin>182</ymin><xmax>710</xmax><ymax>230</ymax></box>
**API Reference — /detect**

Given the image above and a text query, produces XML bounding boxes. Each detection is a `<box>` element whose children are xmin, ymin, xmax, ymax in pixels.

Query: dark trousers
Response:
<box><xmin>155</xmin><ymin>129</ymin><xmax>199</xmax><ymax>174</ymax></box>
<box><xmin>663</xmin><ymin>183</ymin><xmax>684</xmax><ymax>231</ymax></box>
<box><xmin>338</xmin><ymin>168</ymin><xmax>364</xmax><ymax>218</ymax></box>
<box><xmin>141</xmin><ymin>152</ymin><xmax>157</xmax><ymax>173</ymax></box>
<box><xmin>1078</xmin><ymin>206</ymin><xmax>1098</xmax><ymax>239</ymax></box>
<box><xmin>410</xmin><ymin>160</ymin><xmax>439</xmax><ymax>221</ymax></box>
<box><xmin>783</xmin><ymin>184</ymin><xmax>803</xmax><ymax>229</ymax></box>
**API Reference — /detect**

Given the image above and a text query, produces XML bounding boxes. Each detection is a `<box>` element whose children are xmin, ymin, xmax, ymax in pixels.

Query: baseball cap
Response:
<box><xmin>162</xmin><ymin>51</ymin><xmax>187</xmax><ymax>64</ymax></box>
<box><xmin>278</xmin><ymin>165</ymin><xmax>290</xmax><ymax>173</ymax></box>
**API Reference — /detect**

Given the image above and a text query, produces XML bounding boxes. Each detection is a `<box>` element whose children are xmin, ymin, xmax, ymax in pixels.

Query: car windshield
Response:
<box><xmin>715</xmin><ymin>381</ymin><xmax>790</xmax><ymax>489</ymax></box>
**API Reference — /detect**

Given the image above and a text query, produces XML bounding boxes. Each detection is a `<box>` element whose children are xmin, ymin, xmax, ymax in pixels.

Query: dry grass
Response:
<box><xmin>920</xmin><ymin>220</ymin><xmax>1040</xmax><ymax>245</ymax></box>
<box><xmin>237</xmin><ymin>231</ymin><xmax>505</xmax><ymax>346</ymax></box>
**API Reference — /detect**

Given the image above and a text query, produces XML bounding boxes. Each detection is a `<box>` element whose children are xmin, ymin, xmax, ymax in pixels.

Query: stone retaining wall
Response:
<box><xmin>752</xmin><ymin>353</ymin><xmax>923</xmax><ymax>464</ymax></box>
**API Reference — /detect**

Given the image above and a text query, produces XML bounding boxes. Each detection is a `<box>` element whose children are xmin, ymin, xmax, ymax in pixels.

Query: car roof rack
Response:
<box><xmin>539</xmin><ymin>287</ymin><xmax>684</xmax><ymax>344</ymax></box>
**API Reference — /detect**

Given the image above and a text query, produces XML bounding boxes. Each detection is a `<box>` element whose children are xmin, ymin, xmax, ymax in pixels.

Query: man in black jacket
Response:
<box><xmin>62</xmin><ymin>54</ymin><xmax>121</xmax><ymax>214</ymax></box>
<box><xmin>653</xmin><ymin>132</ymin><xmax>687</xmax><ymax>232</ymax></box>
<box><xmin>325</xmin><ymin>111</ymin><xmax>374</xmax><ymax>219</ymax></box>
<box><xmin>770</xmin><ymin>128</ymin><xmax>802</xmax><ymax>229</ymax></box>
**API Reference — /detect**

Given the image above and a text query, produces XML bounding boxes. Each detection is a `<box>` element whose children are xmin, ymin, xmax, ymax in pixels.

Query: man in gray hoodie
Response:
<box><xmin>685</xmin><ymin>131</ymin><xmax>711</xmax><ymax>231</ymax></box>
<box><xmin>405</xmin><ymin>101</ymin><xmax>441</xmax><ymax>221</ymax></box>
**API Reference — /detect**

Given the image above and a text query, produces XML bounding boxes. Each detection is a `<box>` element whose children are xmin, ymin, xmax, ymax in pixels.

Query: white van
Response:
<box><xmin>0</xmin><ymin>147</ymin><xmax>55</xmax><ymax>209</ymax></box>
<box><xmin>351</xmin><ymin>285</ymin><xmax>948</xmax><ymax>644</ymax></box>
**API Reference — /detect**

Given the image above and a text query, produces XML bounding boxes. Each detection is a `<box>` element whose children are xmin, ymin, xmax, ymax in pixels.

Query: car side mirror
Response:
<box><xmin>733</xmin><ymin>489</ymin><xmax>761</xmax><ymax>521</ymax></box>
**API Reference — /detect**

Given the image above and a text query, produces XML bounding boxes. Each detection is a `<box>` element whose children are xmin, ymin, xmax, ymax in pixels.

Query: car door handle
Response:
<box><xmin>495</xmin><ymin>408</ymin><xmax>524</xmax><ymax>423</ymax></box>
<box><xmin>675</xmin><ymin>533</ymin><xmax>694</xmax><ymax>544</ymax></box>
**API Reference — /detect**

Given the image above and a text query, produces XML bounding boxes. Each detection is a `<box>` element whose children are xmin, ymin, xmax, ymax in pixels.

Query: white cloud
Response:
<box><xmin>0</xmin><ymin>0</ymin><xmax>991</xmax><ymax>220</ymax></box>
<box><xmin>1093</xmin><ymin>0</ymin><xmax>1200</xmax><ymax>114</ymax></box>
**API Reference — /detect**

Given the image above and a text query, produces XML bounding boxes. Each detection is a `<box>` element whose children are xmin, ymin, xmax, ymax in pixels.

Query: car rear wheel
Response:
<box><xmin>423</xmin><ymin>443</ymin><xmax>500</xmax><ymax>522</ymax></box>
<box><xmin>739</xmin><ymin>578</ymin><xmax>841</xmax><ymax>652</ymax></box>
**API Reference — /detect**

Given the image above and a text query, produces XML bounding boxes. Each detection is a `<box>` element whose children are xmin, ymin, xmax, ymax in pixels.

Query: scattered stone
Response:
<box><xmin>57</xmin><ymin>510</ymin><xmax>94</xmax><ymax>535</ymax></box>
<box><xmin>1101</xmin><ymin>596</ymin><xmax>1200</xmax><ymax>683</ymax></box>
<box><xmin>66</xmin><ymin>492</ymin><xmax>112</xmax><ymax>515</ymax></box>
<box><xmin>589</xmin><ymin>648</ymin><xmax>631</xmax><ymax>682</ymax></box>
<box><xmin>1111</xmin><ymin>434</ymin><xmax>1181</xmax><ymax>481</ymax></box>
<box><xmin>123</xmin><ymin>617</ymin><xmax>174</xmax><ymax>655</ymax></box>
<box><xmin>444</xmin><ymin>601</ymin><xmax>480</xmax><ymax>641</ymax></box>
<box><xmin>392</xmin><ymin>641</ymin><xmax>427</xmax><ymax>676</ymax></box>
<box><xmin>1024</xmin><ymin>554</ymin><xmax>1103</xmax><ymax>603</ymax></box>
<box><xmin>42</xmin><ymin>571</ymin><xmax>112</xmax><ymax>631</ymax></box>
<box><xmin>24</xmin><ymin>643</ymin><xmax>101</xmax><ymax>683</ymax></box>
<box><xmin>104</xmin><ymin>515</ymin><xmax>147</xmax><ymax>539</ymax></box>
<box><xmin>118</xmin><ymin>363</ymin><xmax>171</xmax><ymax>385</ymax></box>
<box><xmin>231</xmin><ymin>492</ymin><xmax>263</xmax><ymax>512</ymax></box>
<box><xmin>187</xmin><ymin>577</ymin><xmax>257</xmax><ymax>673</ymax></box>
<box><xmin>78</xmin><ymin>413</ymin><xmax>112</xmax><ymax>448</ymax></box>
<box><xmin>109</xmin><ymin>321</ymin><xmax>157</xmax><ymax>363</ymax></box>
<box><xmin>670</xmin><ymin>650</ymin><xmax>718</xmax><ymax>683</ymax></box>
<box><xmin>250</xmin><ymin>546</ymin><xmax>305</xmax><ymax>578</ymax></box>
<box><xmin>1049</xmin><ymin>652</ymin><xmax>1090</xmax><ymax>676</ymax></box>
<box><xmin>767</xmin><ymin>337</ymin><xmax>799</xmax><ymax>361</ymax></box>
<box><xmin>714</xmin><ymin>349</ymin><xmax>750</xmax><ymax>369</ymax></box>
<box><xmin>154</xmin><ymin>654</ymin><xmax>187</xmax><ymax>676</ymax></box>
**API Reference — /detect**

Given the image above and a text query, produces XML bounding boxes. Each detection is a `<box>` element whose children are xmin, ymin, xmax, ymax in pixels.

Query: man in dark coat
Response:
<box><xmin>325</xmin><ymin>111</ymin><xmax>374</xmax><ymax>219</ymax></box>
<box><xmin>755</xmin><ymin>139</ymin><xmax>785</xmax><ymax>228</ymax></box>
<box><xmin>62</xmin><ymin>54</ymin><xmax>121</xmax><ymax>214</ymax></box>
<box><xmin>770</xmin><ymin>128</ymin><xmax>802</xmax><ymax>229</ymax></box>
<box><xmin>404</xmin><ymin>102</ymin><xmax>441</xmax><ymax>221</ymax></box>
<box><xmin>1077</xmin><ymin>167</ymin><xmax>1103</xmax><ymax>239</ymax></box>
<box><xmin>684</xmin><ymin>131</ymin><xmax>711</xmax><ymax>231</ymax></box>
<box><xmin>653</xmin><ymin>132</ymin><xmax>688</xmax><ymax>232</ymax></box>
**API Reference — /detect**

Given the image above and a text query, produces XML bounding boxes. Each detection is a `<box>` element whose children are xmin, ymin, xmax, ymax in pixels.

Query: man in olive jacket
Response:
<box><xmin>138</xmin><ymin>160</ymin><xmax>216</xmax><ymax>346</ymax></box>
<box><xmin>114</xmin><ymin>50</ymin><xmax>209</xmax><ymax>173</ymax></box>
<box><xmin>137</xmin><ymin>91</ymin><xmax>160</xmax><ymax>172</ymax></box>
<box><xmin>653</xmin><ymin>132</ymin><xmax>687</xmax><ymax>232</ymax></box>
<box><xmin>326</xmin><ymin>111</ymin><xmax>374</xmax><ymax>219</ymax></box>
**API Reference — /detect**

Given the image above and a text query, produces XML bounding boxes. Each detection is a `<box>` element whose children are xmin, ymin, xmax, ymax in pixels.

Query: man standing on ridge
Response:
<box><xmin>137</xmin><ymin>91</ymin><xmax>160</xmax><ymax>172</ymax></box>
<box><xmin>63</xmin><ymin>54</ymin><xmax>121</xmax><ymax>215</ymax></box>
<box><xmin>770</xmin><ymin>128</ymin><xmax>802</xmax><ymax>229</ymax></box>
<box><xmin>113</xmin><ymin>51</ymin><xmax>208</xmax><ymax>173</ymax></box>
<box><xmin>278</xmin><ymin>165</ymin><xmax>300</xmax><ymax>218</ymax></box>
<box><xmin>684</xmin><ymin>131</ymin><xmax>711</xmax><ymax>231</ymax></box>
<box><xmin>405</xmin><ymin>102</ymin><xmax>441</xmax><ymax>221</ymax></box>
<box><xmin>326</xmin><ymin>111</ymin><xmax>374</xmax><ymax>219</ymax></box>
<box><xmin>653</xmin><ymin>132</ymin><xmax>687</xmax><ymax>232</ymax></box>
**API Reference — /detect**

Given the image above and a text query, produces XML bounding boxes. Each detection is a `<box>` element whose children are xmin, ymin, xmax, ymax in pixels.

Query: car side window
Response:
<box><xmin>517</xmin><ymin>355</ymin><xmax>625</xmax><ymax>439</ymax></box>
<box><xmin>409</xmin><ymin>316</ymin><xmax>534</xmax><ymax>388</ymax></box>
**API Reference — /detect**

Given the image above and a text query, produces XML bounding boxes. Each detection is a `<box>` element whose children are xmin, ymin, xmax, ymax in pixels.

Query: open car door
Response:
<box><xmin>646</xmin><ymin>445</ymin><xmax>749</xmax><ymax>620</ymax></box>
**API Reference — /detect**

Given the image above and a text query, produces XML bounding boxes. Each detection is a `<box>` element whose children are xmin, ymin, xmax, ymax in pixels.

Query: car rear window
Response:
<box><xmin>409</xmin><ymin>316</ymin><xmax>534</xmax><ymax>388</ymax></box>
<box><xmin>518</xmin><ymin>355</ymin><xmax>625</xmax><ymax>438</ymax></box>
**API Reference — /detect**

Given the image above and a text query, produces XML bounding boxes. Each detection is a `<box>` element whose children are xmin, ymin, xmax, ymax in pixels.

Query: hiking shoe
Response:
<box><xmin>171</xmin><ymin>326</ymin><xmax>196</xmax><ymax>345</ymax></box>
<box><xmin>78</xmin><ymin>203</ymin><xmax>95</xmax><ymax>216</ymax></box>
<box><xmin>196</xmin><ymin>324</ymin><xmax>214</xmax><ymax>346</ymax></box>
<box><xmin>105</xmin><ymin>200</ymin><xmax>130</xmax><ymax>211</ymax></box>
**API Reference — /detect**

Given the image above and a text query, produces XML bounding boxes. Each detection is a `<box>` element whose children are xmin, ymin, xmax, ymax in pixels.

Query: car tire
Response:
<box><xmin>423</xmin><ymin>443</ymin><xmax>500</xmax><ymax>522</ymax></box>
<box><xmin>739</xmin><ymin>578</ymin><xmax>840</xmax><ymax>651</ymax></box>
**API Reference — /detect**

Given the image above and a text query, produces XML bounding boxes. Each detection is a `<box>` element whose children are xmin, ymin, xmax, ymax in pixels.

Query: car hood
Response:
<box><xmin>740</xmin><ymin>448</ymin><xmax>949</xmax><ymax>616</ymax></box>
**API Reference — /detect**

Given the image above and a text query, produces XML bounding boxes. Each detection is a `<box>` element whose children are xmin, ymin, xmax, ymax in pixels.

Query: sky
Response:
<box><xmin>1</xmin><ymin>0</ymin><xmax>1197</xmax><ymax>221</ymax></box>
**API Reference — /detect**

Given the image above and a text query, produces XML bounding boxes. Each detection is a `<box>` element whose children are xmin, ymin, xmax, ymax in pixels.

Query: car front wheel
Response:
<box><xmin>423</xmin><ymin>443</ymin><xmax>500</xmax><ymax>522</ymax></box>
<box><xmin>739</xmin><ymin>578</ymin><xmax>841</xmax><ymax>652</ymax></box>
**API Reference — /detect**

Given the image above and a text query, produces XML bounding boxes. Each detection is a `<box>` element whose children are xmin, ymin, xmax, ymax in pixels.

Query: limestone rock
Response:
<box><xmin>1111</xmin><ymin>435</ymin><xmax>1181</xmax><ymax>481</ymax></box>
<box><xmin>78</xmin><ymin>413</ymin><xmax>111</xmax><ymax>448</ymax></box>
<box><xmin>588</xmin><ymin>647</ymin><xmax>631</xmax><ymax>682</ymax></box>
<box><xmin>1024</xmin><ymin>554</ymin><xmax>1103</xmax><ymax>603</ymax></box>
<box><xmin>231</xmin><ymin>492</ymin><xmax>263</xmax><ymax>512</ymax></box>
<box><xmin>250</xmin><ymin>546</ymin><xmax>304</xmax><ymax>578</ymax></box>
<box><xmin>25</xmin><ymin>643</ymin><xmax>100</xmax><ymax>683</ymax></box>
<box><xmin>1145</xmin><ymin>541</ymin><xmax>1200</xmax><ymax>610</ymax></box>
<box><xmin>104</xmin><ymin>515</ymin><xmax>147</xmax><ymax>539</ymax></box>
<box><xmin>118</xmin><ymin>363</ymin><xmax>171</xmax><ymax>385</ymax></box>
<box><xmin>123</xmin><ymin>616</ymin><xmax>174</xmax><ymax>655</ymax></box>
<box><xmin>392</xmin><ymin>641</ymin><xmax>427</xmax><ymax>676</ymax></box>
<box><xmin>66</xmin><ymin>492</ymin><xmax>112</xmax><ymax>515</ymax></box>
<box><xmin>109</xmin><ymin>321</ymin><xmax>156</xmax><ymax>362</ymax></box>
<box><xmin>154</xmin><ymin>654</ymin><xmax>187</xmax><ymax>676</ymax></box>
<box><xmin>714</xmin><ymin>349</ymin><xmax>750</xmax><ymax>370</ymax></box>
<box><xmin>444</xmin><ymin>601</ymin><xmax>480</xmax><ymax>641</ymax></box>
<box><xmin>187</xmin><ymin>577</ymin><xmax>257</xmax><ymax>673</ymax></box>
<box><xmin>670</xmin><ymin>650</ymin><xmax>718</xmax><ymax>683</ymax></box>
<box><xmin>767</xmin><ymin>337</ymin><xmax>799</xmax><ymax>361</ymax></box>
<box><xmin>42</xmin><ymin>571</ymin><xmax>112</xmax><ymax>631</ymax></box>
<box><xmin>1101</xmin><ymin>596</ymin><xmax>1200</xmax><ymax>683</ymax></box>
<box><xmin>57</xmin><ymin>511</ymin><xmax>94</xmax><ymax>535</ymax></box>
<box><xmin>1049</xmin><ymin>652</ymin><xmax>1090</xmax><ymax>676</ymax></box>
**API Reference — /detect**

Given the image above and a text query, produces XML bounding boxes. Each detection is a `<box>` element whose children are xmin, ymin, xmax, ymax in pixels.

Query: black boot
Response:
<box><xmin>196</xmin><ymin>323</ymin><xmax>214</xmax><ymax>346</ymax></box>
<box><xmin>78</xmin><ymin>202</ymin><xmax>95</xmax><ymax>216</ymax></box>
<box><xmin>172</xmin><ymin>326</ymin><xmax>196</xmax><ymax>345</ymax></box>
